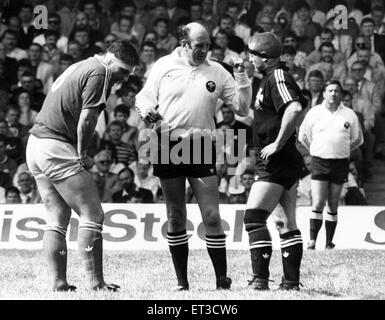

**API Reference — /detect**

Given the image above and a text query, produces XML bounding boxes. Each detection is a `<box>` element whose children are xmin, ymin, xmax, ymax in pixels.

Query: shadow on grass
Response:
<box><xmin>302</xmin><ymin>288</ymin><xmax>343</xmax><ymax>298</ymax></box>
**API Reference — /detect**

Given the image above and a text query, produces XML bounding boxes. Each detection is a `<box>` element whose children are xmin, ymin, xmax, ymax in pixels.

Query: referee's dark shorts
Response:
<box><xmin>152</xmin><ymin>136</ymin><xmax>217</xmax><ymax>179</ymax></box>
<box><xmin>310</xmin><ymin>156</ymin><xmax>349</xmax><ymax>185</ymax></box>
<box><xmin>254</xmin><ymin>143</ymin><xmax>304</xmax><ymax>190</ymax></box>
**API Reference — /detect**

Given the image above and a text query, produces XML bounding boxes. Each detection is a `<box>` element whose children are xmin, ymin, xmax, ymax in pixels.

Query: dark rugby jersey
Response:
<box><xmin>252</xmin><ymin>62</ymin><xmax>307</xmax><ymax>148</ymax></box>
<box><xmin>30</xmin><ymin>57</ymin><xmax>112</xmax><ymax>144</ymax></box>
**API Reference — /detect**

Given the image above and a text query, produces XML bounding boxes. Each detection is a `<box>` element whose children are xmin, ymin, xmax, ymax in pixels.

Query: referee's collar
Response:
<box><xmin>172</xmin><ymin>47</ymin><xmax>211</xmax><ymax>67</ymax></box>
<box><xmin>261</xmin><ymin>61</ymin><xmax>288</xmax><ymax>76</ymax></box>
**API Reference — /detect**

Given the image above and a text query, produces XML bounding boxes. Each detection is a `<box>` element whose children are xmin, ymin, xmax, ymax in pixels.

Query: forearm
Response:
<box><xmin>233</xmin><ymin>71</ymin><xmax>252</xmax><ymax>117</ymax></box>
<box><xmin>275</xmin><ymin>101</ymin><xmax>304</xmax><ymax>149</ymax></box>
<box><xmin>77</xmin><ymin>108</ymin><xmax>99</xmax><ymax>156</ymax></box>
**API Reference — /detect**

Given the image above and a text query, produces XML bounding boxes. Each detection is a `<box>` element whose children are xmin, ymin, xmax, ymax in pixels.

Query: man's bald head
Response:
<box><xmin>180</xmin><ymin>22</ymin><xmax>211</xmax><ymax>66</ymax></box>
<box><xmin>180</xmin><ymin>22</ymin><xmax>210</xmax><ymax>43</ymax></box>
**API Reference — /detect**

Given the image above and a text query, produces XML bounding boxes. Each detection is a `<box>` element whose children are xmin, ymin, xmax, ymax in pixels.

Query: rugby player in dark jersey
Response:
<box><xmin>245</xmin><ymin>32</ymin><xmax>308</xmax><ymax>291</ymax></box>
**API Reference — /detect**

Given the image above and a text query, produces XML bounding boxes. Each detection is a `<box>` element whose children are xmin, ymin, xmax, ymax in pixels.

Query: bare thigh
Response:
<box><xmin>246</xmin><ymin>181</ymin><xmax>285</xmax><ymax>212</ymax></box>
<box><xmin>160</xmin><ymin>176</ymin><xmax>187</xmax><ymax>232</ymax></box>
<box><xmin>273</xmin><ymin>183</ymin><xmax>299</xmax><ymax>234</ymax></box>
<box><xmin>52</xmin><ymin>169</ymin><xmax>104</xmax><ymax>224</ymax></box>
<box><xmin>35</xmin><ymin>174</ymin><xmax>72</xmax><ymax>228</ymax></box>
<box><xmin>188</xmin><ymin>175</ymin><xmax>222</xmax><ymax>234</ymax></box>
<box><xmin>311</xmin><ymin>180</ymin><xmax>329</xmax><ymax>212</ymax></box>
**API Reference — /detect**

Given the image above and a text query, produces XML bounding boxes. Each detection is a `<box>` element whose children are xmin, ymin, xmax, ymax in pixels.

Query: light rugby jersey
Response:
<box><xmin>135</xmin><ymin>47</ymin><xmax>251</xmax><ymax>139</ymax></box>
<box><xmin>298</xmin><ymin>101</ymin><xmax>364</xmax><ymax>159</ymax></box>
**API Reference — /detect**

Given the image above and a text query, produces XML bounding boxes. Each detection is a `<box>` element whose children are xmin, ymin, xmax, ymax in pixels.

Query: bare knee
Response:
<box><xmin>167</xmin><ymin>206</ymin><xmax>187</xmax><ymax>230</ymax></box>
<box><xmin>79</xmin><ymin>206</ymin><xmax>104</xmax><ymax>225</ymax></box>
<box><xmin>202</xmin><ymin>208</ymin><xmax>221</xmax><ymax>228</ymax></box>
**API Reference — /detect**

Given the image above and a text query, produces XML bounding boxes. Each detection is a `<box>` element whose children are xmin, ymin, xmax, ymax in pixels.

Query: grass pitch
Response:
<box><xmin>0</xmin><ymin>249</ymin><xmax>384</xmax><ymax>300</ymax></box>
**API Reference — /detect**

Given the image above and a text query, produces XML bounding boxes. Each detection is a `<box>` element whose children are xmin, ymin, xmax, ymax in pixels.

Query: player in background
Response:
<box><xmin>26</xmin><ymin>40</ymin><xmax>139</xmax><ymax>291</ymax></box>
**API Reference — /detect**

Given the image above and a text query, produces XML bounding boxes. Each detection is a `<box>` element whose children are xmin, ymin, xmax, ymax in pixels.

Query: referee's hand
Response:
<box><xmin>229</xmin><ymin>57</ymin><xmax>246</xmax><ymax>73</ymax></box>
<box><xmin>145</xmin><ymin>106</ymin><xmax>163</xmax><ymax>123</ymax></box>
<box><xmin>79</xmin><ymin>154</ymin><xmax>94</xmax><ymax>170</ymax></box>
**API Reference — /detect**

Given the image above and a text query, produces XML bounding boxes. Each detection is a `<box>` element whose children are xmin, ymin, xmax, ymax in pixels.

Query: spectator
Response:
<box><xmin>305</xmin><ymin>42</ymin><xmax>347</xmax><ymax>84</ymax></box>
<box><xmin>0</xmin><ymin>133</ymin><xmax>17</xmax><ymax>178</ymax></box>
<box><xmin>5</xmin><ymin>186</ymin><xmax>21</xmax><ymax>204</ymax></box>
<box><xmin>134</xmin><ymin>161</ymin><xmax>160</xmax><ymax>199</ymax></box>
<box><xmin>153</xmin><ymin>17</ymin><xmax>178</xmax><ymax>54</ymax></box>
<box><xmin>281</xmin><ymin>45</ymin><xmax>306</xmax><ymax>79</ymax></box>
<box><xmin>347</xmin><ymin>36</ymin><xmax>384</xmax><ymax>70</ymax></box>
<box><xmin>106</xmin><ymin>120</ymin><xmax>137</xmax><ymax>166</ymax></box>
<box><xmin>103</xmin><ymin>33</ymin><xmax>118</xmax><ymax>52</ymax></box>
<box><xmin>208</xmin><ymin>29</ymin><xmax>240</xmax><ymax>64</ymax></box>
<box><xmin>41</xmin><ymin>30</ymin><xmax>62</xmax><ymax>65</ymax></box>
<box><xmin>281</xmin><ymin>31</ymin><xmax>307</xmax><ymax>69</ymax></box>
<box><xmin>140</xmin><ymin>41</ymin><xmax>157</xmax><ymax>79</ymax></box>
<box><xmin>306</xmin><ymin>70</ymin><xmax>324</xmax><ymax>107</ymax></box>
<box><xmin>14</xmin><ymin>70</ymin><xmax>46</xmax><ymax>112</ymax></box>
<box><xmin>16</xmin><ymin>171</ymin><xmax>42</xmax><ymax>204</ymax></box>
<box><xmin>166</xmin><ymin>0</ymin><xmax>189</xmax><ymax>34</ymax></box>
<box><xmin>14</xmin><ymin>90</ymin><xmax>37</xmax><ymax>128</ymax></box>
<box><xmin>17</xmin><ymin>4</ymin><xmax>39</xmax><ymax>50</ymax></box>
<box><xmin>27</xmin><ymin>43</ymin><xmax>54</xmax><ymax>94</ymax></box>
<box><xmin>93</xmin><ymin>149</ymin><xmax>122</xmax><ymax>202</ymax></box>
<box><xmin>228</xmin><ymin>184</ymin><xmax>247</xmax><ymax>204</ymax></box>
<box><xmin>67</xmin><ymin>40</ymin><xmax>83</xmax><ymax>62</ymax></box>
<box><xmin>54</xmin><ymin>53</ymin><xmax>74</xmax><ymax>80</ymax></box>
<box><xmin>112</xmin><ymin>167</ymin><xmax>153</xmax><ymax>203</ymax></box>
<box><xmin>5</xmin><ymin>106</ymin><xmax>29</xmax><ymax>141</ymax></box>
<box><xmin>112</xmin><ymin>16</ymin><xmax>139</xmax><ymax>48</ymax></box>
<box><xmin>307</xmin><ymin>28</ymin><xmax>345</xmax><ymax>68</ymax></box>
<box><xmin>360</xmin><ymin>17</ymin><xmax>385</xmax><ymax>63</ymax></box>
<box><xmin>73</xmin><ymin>28</ymin><xmax>102</xmax><ymax>60</ymax></box>
<box><xmin>0</xmin><ymin>42</ymin><xmax>18</xmax><ymax>88</ymax></box>
<box><xmin>240</xmin><ymin>169</ymin><xmax>254</xmax><ymax>199</ymax></box>
<box><xmin>225</xmin><ymin>2</ymin><xmax>250</xmax><ymax>46</ymax></box>
<box><xmin>0</xmin><ymin>119</ymin><xmax>24</xmax><ymax>165</ymax></box>
<box><xmin>213</xmin><ymin>14</ymin><xmax>244</xmax><ymax>54</ymax></box>
<box><xmin>1</xmin><ymin>29</ymin><xmax>28</xmax><ymax>61</ymax></box>
<box><xmin>110</xmin><ymin>104</ymin><xmax>138</xmax><ymax>147</ymax></box>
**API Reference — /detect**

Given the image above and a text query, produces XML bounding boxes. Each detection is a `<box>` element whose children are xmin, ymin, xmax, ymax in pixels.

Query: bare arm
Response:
<box><xmin>77</xmin><ymin>108</ymin><xmax>99</xmax><ymax>162</ymax></box>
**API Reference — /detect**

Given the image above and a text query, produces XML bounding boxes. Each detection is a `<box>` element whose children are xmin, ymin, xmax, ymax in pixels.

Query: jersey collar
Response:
<box><xmin>261</xmin><ymin>61</ymin><xmax>288</xmax><ymax>76</ymax></box>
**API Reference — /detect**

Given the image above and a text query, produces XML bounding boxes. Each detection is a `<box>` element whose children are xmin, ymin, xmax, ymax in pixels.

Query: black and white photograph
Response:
<box><xmin>0</xmin><ymin>0</ymin><xmax>384</xmax><ymax>314</ymax></box>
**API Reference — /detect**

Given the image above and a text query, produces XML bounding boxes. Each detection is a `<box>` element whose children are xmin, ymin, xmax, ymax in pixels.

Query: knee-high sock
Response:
<box><xmin>44</xmin><ymin>226</ymin><xmax>68</xmax><ymax>289</ymax></box>
<box><xmin>310</xmin><ymin>210</ymin><xmax>323</xmax><ymax>241</ymax></box>
<box><xmin>280</xmin><ymin>230</ymin><xmax>303</xmax><ymax>282</ymax></box>
<box><xmin>325</xmin><ymin>212</ymin><xmax>338</xmax><ymax>245</ymax></box>
<box><xmin>206</xmin><ymin>234</ymin><xmax>227</xmax><ymax>281</ymax></box>
<box><xmin>167</xmin><ymin>230</ymin><xmax>189</xmax><ymax>286</ymax></box>
<box><xmin>248</xmin><ymin>226</ymin><xmax>272</xmax><ymax>280</ymax></box>
<box><xmin>77</xmin><ymin>221</ymin><xmax>104</xmax><ymax>290</ymax></box>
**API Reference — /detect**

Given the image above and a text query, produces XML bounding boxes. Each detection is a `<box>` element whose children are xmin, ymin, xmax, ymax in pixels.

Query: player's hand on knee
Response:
<box><xmin>79</xmin><ymin>155</ymin><xmax>94</xmax><ymax>170</ymax></box>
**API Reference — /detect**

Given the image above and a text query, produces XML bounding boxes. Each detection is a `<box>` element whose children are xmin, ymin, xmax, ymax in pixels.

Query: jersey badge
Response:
<box><xmin>206</xmin><ymin>81</ymin><xmax>216</xmax><ymax>92</ymax></box>
<box><xmin>344</xmin><ymin>122</ymin><xmax>350</xmax><ymax>129</ymax></box>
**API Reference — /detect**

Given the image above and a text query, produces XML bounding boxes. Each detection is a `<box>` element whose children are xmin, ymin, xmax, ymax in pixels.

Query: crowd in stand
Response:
<box><xmin>0</xmin><ymin>0</ymin><xmax>383</xmax><ymax>205</ymax></box>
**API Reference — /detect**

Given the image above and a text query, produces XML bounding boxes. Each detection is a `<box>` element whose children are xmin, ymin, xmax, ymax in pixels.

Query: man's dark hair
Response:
<box><xmin>21</xmin><ymin>71</ymin><xmax>34</xmax><ymax>78</ymax></box>
<box><xmin>216</xmin><ymin>28</ymin><xmax>229</xmax><ymax>39</ymax></box>
<box><xmin>219</xmin><ymin>13</ymin><xmax>234</xmax><ymax>25</ymax></box>
<box><xmin>17</xmin><ymin>58</ymin><xmax>32</xmax><ymax>69</ymax></box>
<box><xmin>119</xmin><ymin>15</ymin><xmax>134</xmax><ymax>25</ymax></box>
<box><xmin>2</xmin><ymin>29</ymin><xmax>18</xmax><ymax>39</ymax></box>
<box><xmin>341</xmin><ymin>89</ymin><xmax>352</xmax><ymax>98</ymax></box>
<box><xmin>320</xmin><ymin>27</ymin><xmax>334</xmax><ymax>37</ymax></box>
<box><xmin>308</xmin><ymin>69</ymin><xmax>324</xmax><ymax>80</ymax></box>
<box><xmin>118</xmin><ymin>166</ymin><xmax>134</xmax><ymax>177</ymax></box>
<box><xmin>141</xmin><ymin>40</ymin><xmax>156</xmax><ymax>52</ymax></box>
<box><xmin>29</xmin><ymin>42</ymin><xmax>42</xmax><ymax>51</ymax></box>
<box><xmin>241</xmin><ymin>169</ymin><xmax>255</xmax><ymax>177</ymax></box>
<box><xmin>116</xmin><ymin>83</ymin><xmax>137</xmax><ymax>97</ymax></box>
<box><xmin>250</xmin><ymin>25</ymin><xmax>264</xmax><ymax>37</ymax></box>
<box><xmin>372</xmin><ymin>5</ymin><xmax>385</xmax><ymax>13</ymax></box>
<box><xmin>323</xmin><ymin>79</ymin><xmax>343</xmax><ymax>92</ymax></box>
<box><xmin>108</xmin><ymin>120</ymin><xmax>124</xmax><ymax>130</ymax></box>
<box><xmin>107</xmin><ymin>39</ymin><xmax>140</xmax><ymax>66</ymax></box>
<box><xmin>296</xmin><ymin>1</ymin><xmax>310</xmax><ymax>11</ymax></box>
<box><xmin>60</xmin><ymin>53</ymin><xmax>74</xmax><ymax>63</ymax></box>
<box><xmin>153</xmin><ymin>17</ymin><xmax>169</xmax><ymax>28</ymax></box>
<box><xmin>114</xmin><ymin>104</ymin><xmax>130</xmax><ymax>117</ymax></box>
<box><xmin>282</xmin><ymin>45</ymin><xmax>296</xmax><ymax>56</ymax></box>
<box><xmin>44</xmin><ymin>29</ymin><xmax>60</xmax><ymax>39</ymax></box>
<box><xmin>6</xmin><ymin>186</ymin><xmax>20</xmax><ymax>197</ymax></box>
<box><xmin>361</xmin><ymin>17</ymin><xmax>375</xmax><ymax>26</ymax></box>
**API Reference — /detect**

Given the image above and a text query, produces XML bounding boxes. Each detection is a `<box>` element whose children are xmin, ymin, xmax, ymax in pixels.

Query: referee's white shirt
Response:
<box><xmin>135</xmin><ymin>47</ymin><xmax>251</xmax><ymax>138</ymax></box>
<box><xmin>298</xmin><ymin>101</ymin><xmax>364</xmax><ymax>159</ymax></box>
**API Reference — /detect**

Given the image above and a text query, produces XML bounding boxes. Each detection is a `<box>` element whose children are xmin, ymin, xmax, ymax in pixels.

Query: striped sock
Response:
<box><xmin>206</xmin><ymin>234</ymin><xmax>227</xmax><ymax>281</ymax></box>
<box><xmin>310</xmin><ymin>210</ymin><xmax>323</xmax><ymax>241</ymax></box>
<box><xmin>248</xmin><ymin>226</ymin><xmax>272</xmax><ymax>280</ymax></box>
<box><xmin>280</xmin><ymin>230</ymin><xmax>303</xmax><ymax>282</ymax></box>
<box><xmin>78</xmin><ymin>221</ymin><xmax>104</xmax><ymax>290</ymax></box>
<box><xmin>44</xmin><ymin>225</ymin><xmax>68</xmax><ymax>290</ymax></box>
<box><xmin>325</xmin><ymin>212</ymin><xmax>338</xmax><ymax>246</ymax></box>
<box><xmin>167</xmin><ymin>230</ymin><xmax>189</xmax><ymax>287</ymax></box>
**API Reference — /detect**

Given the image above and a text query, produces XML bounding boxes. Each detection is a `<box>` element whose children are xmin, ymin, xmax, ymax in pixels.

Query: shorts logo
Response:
<box><xmin>206</xmin><ymin>81</ymin><xmax>216</xmax><ymax>92</ymax></box>
<box><xmin>344</xmin><ymin>122</ymin><xmax>350</xmax><ymax>129</ymax></box>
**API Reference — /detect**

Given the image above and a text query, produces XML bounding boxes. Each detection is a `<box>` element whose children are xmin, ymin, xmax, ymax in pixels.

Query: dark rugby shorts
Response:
<box><xmin>254</xmin><ymin>145</ymin><xmax>303</xmax><ymax>190</ymax></box>
<box><xmin>310</xmin><ymin>156</ymin><xmax>349</xmax><ymax>184</ymax></box>
<box><xmin>152</xmin><ymin>137</ymin><xmax>217</xmax><ymax>179</ymax></box>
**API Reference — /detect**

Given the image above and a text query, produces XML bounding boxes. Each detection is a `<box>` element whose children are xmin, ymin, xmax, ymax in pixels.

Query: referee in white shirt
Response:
<box><xmin>298</xmin><ymin>80</ymin><xmax>363</xmax><ymax>250</ymax></box>
<box><xmin>135</xmin><ymin>22</ymin><xmax>251</xmax><ymax>291</ymax></box>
